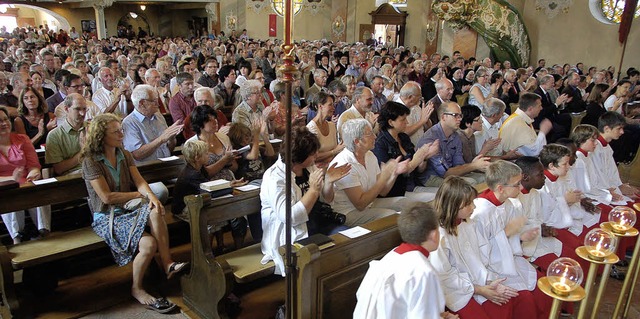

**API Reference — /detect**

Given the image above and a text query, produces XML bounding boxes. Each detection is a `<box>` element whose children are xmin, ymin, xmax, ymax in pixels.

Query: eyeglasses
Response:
<box><xmin>68</xmin><ymin>84</ymin><xmax>86</xmax><ymax>89</ymax></box>
<box><xmin>443</xmin><ymin>112</ymin><xmax>463</xmax><ymax>119</ymax></box>
<box><xmin>472</xmin><ymin>117</ymin><xmax>481</xmax><ymax>123</ymax></box>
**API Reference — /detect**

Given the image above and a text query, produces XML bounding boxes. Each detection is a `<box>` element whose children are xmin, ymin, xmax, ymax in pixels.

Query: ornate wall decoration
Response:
<box><xmin>332</xmin><ymin>15</ymin><xmax>345</xmax><ymax>37</ymax></box>
<box><xmin>432</xmin><ymin>0</ymin><xmax>531</xmax><ymax>67</ymax></box>
<box><xmin>535</xmin><ymin>0</ymin><xmax>573</xmax><ymax>19</ymax></box>
<box><xmin>303</xmin><ymin>0</ymin><xmax>325</xmax><ymax>16</ymax></box>
<box><xmin>226</xmin><ymin>11</ymin><xmax>237</xmax><ymax>31</ymax></box>
<box><xmin>205</xmin><ymin>3</ymin><xmax>218</xmax><ymax>24</ymax></box>
<box><xmin>246</xmin><ymin>0</ymin><xmax>268</xmax><ymax>14</ymax></box>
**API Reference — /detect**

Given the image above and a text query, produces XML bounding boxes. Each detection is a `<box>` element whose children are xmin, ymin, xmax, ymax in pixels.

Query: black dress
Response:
<box><xmin>19</xmin><ymin>112</ymin><xmax>50</xmax><ymax>147</ymax></box>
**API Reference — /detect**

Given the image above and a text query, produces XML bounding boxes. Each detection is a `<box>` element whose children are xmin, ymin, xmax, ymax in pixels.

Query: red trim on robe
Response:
<box><xmin>478</xmin><ymin>189</ymin><xmax>504</xmax><ymax>206</ymax></box>
<box><xmin>394</xmin><ymin>243</ymin><xmax>430</xmax><ymax>258</ymax></box>
<box><xmin>597</xmin><ymin>135</ymin><xmax>608</xmax><ymax>147</ymax></box>
<box><xmin>577</xmin><ymin>148</ymin><xmax>588</xmax><ymax>157</ymax></box>
<box><xmin>544</xmin><ymin>170</ymin><xmax>558</xmax><ymax>182</ymax></box>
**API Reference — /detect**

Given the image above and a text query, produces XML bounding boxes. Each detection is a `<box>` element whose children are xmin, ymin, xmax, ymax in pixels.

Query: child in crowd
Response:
<box><xmin>172</xmin><ymin>140</ymin><xmax>247</xmax><ymax>251</ymax></box>
<box><xmin>430</xmin><ymin>176</ymin><xmax>537</xmax><ymax>319</ymax></box>
<box><xmin>228</xmin><ymin>121</ymin><xmax>275</xmax><ymax>242</ymax></box>
<box><xmin>571</xmin><ymin>124</ymin><xmax>617</xmax><ymax>206</ymax></box>
<box><xmin>470</xmin><ymin>160</ymin><xmax>550</xmax><ymax>319</ymax></box>
<box><xmin>354</xmin><ymin>203</ymin><xmax>457</xmax><ymax>319</ymax></box>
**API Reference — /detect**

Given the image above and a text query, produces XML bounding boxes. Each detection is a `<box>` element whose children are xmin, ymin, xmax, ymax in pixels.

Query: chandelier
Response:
<box><xmin>271</xmin><ymin>0</ymin><xmax>303</xmax><ymax>17</ymax></box>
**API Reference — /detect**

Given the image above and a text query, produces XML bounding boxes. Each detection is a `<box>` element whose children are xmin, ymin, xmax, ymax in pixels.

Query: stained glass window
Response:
<box><xmin>601</xmin><ymin>0</ymin><xmax>640</xmax><ymax>23</ymax></box>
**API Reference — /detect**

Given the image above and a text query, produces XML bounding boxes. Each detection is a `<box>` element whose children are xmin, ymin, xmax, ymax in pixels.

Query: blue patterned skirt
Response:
<box><xmin>92</xmin><ymin>206</ymin><xmax>151</xmax><ymax>266</ymax></box>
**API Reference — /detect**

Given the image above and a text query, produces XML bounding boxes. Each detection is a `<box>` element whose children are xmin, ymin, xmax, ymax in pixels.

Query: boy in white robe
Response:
<box><xmin>470</xmin><ymin>161</ymin><xmax>551</xmax><ymax>318</ymax></box>
<box><xmin>592</xmin><ymin>111</ymin><xmax>638</xmax><ymax>199</ymax></box>
<box><xmin>512</xmin><ymin>156</ymin><xmax>588</xmax><ymax>286</ymax></box>
<box><xmin>354</xmin><ymin>203</ymin><xmax>457</xmax><ymax>319</ymax></box>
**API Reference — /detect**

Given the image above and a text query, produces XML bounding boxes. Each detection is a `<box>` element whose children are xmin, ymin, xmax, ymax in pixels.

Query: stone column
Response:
<box><xmin>205</xmin><ymin>3</ymin><xmax>219</xmax><ymax>34</ymax></box>
<box><xmin>92</xmin><ymin>0</ymin><xmax>114</xmax><ymax>39</ymax></box>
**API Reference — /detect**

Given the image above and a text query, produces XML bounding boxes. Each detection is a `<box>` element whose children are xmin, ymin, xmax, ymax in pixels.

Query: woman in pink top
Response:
<box><xmin>0</xmin><ymin>106</ymin><xmax>51</xmax><ymax>244</ymax></box>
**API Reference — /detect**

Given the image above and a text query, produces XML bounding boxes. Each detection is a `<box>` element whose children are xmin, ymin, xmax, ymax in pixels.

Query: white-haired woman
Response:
<box><xmin>329</xmin><ymin>118</ymin><xmax>410</xmax><ymax>227</ymax></box>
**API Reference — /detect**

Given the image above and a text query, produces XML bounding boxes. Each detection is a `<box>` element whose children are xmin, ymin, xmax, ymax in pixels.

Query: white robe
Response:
<box><xmin>573</xmin><ymin>151</ymin><xmax>613</xmax><ymax>204</ymax></box>
<box><xmin>541</xmin><ymin>174</ymin><xmax>588</xmax><ymax>236</ymax></box>
<box><xmin>354</xmin><ymin>247</ymin><xmax>445</xmax><ymax>319</ymax></box>
<box><xmin>591</xmin><ymin>140</ymin><xmax>633</xmax><ymax>204</ymax></box>
<box><xmin>429</xmin><ymin>224</ymin><xmax>483</xmax><ymax>311</ymax></box>
<box><xmin>509</xmin><ymin>190</ymin><xmax>563</xmax><ymax>262</ymax></box>
<box><xmin>471</xmin><ymin>197</ymin><xmax>538</xmax><ymax>292</ymax></box>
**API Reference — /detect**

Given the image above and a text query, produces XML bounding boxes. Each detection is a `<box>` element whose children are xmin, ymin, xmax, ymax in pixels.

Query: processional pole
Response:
<box><xmin>280</xmin><ymin>0</ymin><xmax>298</xmax><ymax>318</ymax></box>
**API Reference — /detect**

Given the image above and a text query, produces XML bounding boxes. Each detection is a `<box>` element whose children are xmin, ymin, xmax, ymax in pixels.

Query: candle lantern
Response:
<box><xmin>583</xmin><ymin>228</ymin><xmax>617</xmax><ymax>261</ymax></box>
<box><xmin>608</xmin><ymin>206</ymin><xmax>636</xmax><ymax>234</ymax></box>
<box><xmin>547</xmin><ymin>257</ymin><xmax>583</xmax><ymax>296</ymax></box>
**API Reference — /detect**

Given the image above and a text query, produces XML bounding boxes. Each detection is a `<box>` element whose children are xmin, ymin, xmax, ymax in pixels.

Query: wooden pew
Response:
<box><xmin>293</xmin><ymin>214</ymin><xmax>401</xmax><ymax>319</ymax></box>
<box><xmin>0</xmin><ymin>157</ymin><xmax>186</xmax><ymax>318</ymax></box>
<box><xmin>181</xmin><ymin>190</ymin><xmax>265</xmax><ymax>319</ymax></box>
<box><xmin>618</xmin><ymin>147</ymin><xmax>640</xmax><ymax>187</ymax></box>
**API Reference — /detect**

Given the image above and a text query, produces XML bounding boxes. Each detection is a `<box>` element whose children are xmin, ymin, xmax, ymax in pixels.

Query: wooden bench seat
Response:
<box><xmin>219</xmin><ymin>243</ymin><xmax>274</xmax><ymax>284</ymax></box>
<box><xmin>0</xmin><ymin>157</ymin><xmax>187</xmax><ymax>318</ymax></box>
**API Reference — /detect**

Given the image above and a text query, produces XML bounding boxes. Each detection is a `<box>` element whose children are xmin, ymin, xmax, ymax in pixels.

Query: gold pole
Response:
<box><xmin>623</xmin><ymin>252</ymin><xmax>640</xmax><ymax>317</ymax></box>
<box><xmin>590</xmin><ymin>263</ymin><xmax>612</xmax><ymax>319</ymax></box>
<box><xmin>575</xmin><ymin>246</ymin><xmax>620</xmax><ymax>319</ymax></box>
<box><xmin>549</xmin><ymin>299</ymin><xmax>562</xmax><ymax>319</ymax></box>
<box><xmin>576</xmin><ymin>262</ymin><xmax>598</xmax><ymax>319</ymax></box>
<box><xmin>613</xmin><ymin>227</ymin><xmax>640</xmax><ymax>318</ymax></box>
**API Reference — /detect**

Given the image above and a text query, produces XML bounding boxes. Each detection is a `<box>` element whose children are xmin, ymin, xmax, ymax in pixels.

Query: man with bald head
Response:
<box><xmin>92</xmin><ymin>67</ymin><xmax>130</xmax><ymax>115</ymax></box>
<box><xmin>337</xmin><ymin>86</ymin><xmax>379</xmax><ymax>138</ymax></box>
<box><xmin>416</xmin><ymin>101</ymin><xmax>491</xmax><ymax>187</ymax></box>
<box><xmin>428</xmin><ymin>78</ymin><xmax>454</xmax><ymax>125</ymax></box>
<box><xmin>397</xmin><ymin>81</ymin><xmax>433</xmax><ymax>145</ymax></box>
<box><xmin>45</xmin><ymin>93</ymin><xmax>87</xmax><ymax>176</ymax></box>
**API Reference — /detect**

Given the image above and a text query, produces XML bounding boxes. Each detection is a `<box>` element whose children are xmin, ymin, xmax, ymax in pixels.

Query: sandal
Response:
<box><xmin>145</xmin><ymin>297</ymin><xmax>176</xmax><ymax>314</ymax></box>
<box><xmin>610</xmin><ymin>265</ymin><xmax>626</xmax><ymax>281</ymax></box>
<box><xmin>167</xmin><ymin>261</ymin><xmax>189</xmax><ymax>279</ymax></box>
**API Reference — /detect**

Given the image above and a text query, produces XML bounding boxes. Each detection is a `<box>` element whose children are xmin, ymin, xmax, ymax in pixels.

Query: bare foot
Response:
<box><xmin>132</xmin><ymin>287</ymin><xmax>156</xmax><ymax>305</ymax></box>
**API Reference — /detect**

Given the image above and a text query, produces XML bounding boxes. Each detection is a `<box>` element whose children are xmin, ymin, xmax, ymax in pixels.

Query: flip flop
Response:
<box><xmin>167</xmin><ymin>261</ymin><xmax>189</xmax><ymax>279</ymax></box>
<box><xmin>145</xmin><ymin>297</ymin><xmax>176</xmax><ymax>314</ymax></box>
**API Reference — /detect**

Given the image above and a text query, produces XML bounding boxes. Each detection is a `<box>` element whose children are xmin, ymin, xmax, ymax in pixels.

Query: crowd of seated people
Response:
<box><xmin>1</xmin><ymin>25</ymin><xmax>640</xmax><ymax>315</ymax></box>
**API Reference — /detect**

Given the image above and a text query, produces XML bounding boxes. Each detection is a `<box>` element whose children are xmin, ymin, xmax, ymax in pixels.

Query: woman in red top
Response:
<box><xmin>0</xmin><ymin>106</ymin><xmax>51</xmax><ymax>244</ymax></box>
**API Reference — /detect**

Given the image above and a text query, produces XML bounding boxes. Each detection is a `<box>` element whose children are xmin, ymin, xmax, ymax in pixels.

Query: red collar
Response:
<box><xmin>597</xmin><ymin>135</ymin><xmax>609</xmax><ymax>147</ymax></box>
<box><xmin>394</xmin><ymin>243</ymin><xmax>430</xmax><ymax>258</ymax></box>
<box><xmin>577</xmin><ymin>148</ymin><xmax>588</xmax><ymax>157</ymax></box>
<box><xmin>478</xmin><ymin>189</ymin><xmax>504</xmax><ymax>206</ymax></box>
<box><xmin>521</xmin><ymin>188</ymin><xmax>530</xmax><ymax>194</ymax></box>
<box><xmin>544</xmin><ymin>170</ymin><xmax>559</xmax><ymax>182</ymax></box>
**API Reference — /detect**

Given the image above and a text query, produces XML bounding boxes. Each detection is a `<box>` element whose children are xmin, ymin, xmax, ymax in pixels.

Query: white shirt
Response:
<box><xmin>306</xmin><ymin>120</ymin><xmax>338</xmax><ymax>154</ymax></box>
<box><xmin>474</xmin><ymin>114</ymin><xmax>503</xmax><ymax>156</ymax></box>
<box><xmin>354</xmin><ymin>247</ymin><xmax>445</xmax><ymax>319</ymax></box>
<box><xmin>330</xmin><ymin>149</ymin><xmax>380</xmax><ymax>215</ymax></box>
<box><xmin>592</xmin><ymin>138</ymin><xmax>624</xmax><ymax>192</ymax></box>
<box><xmin>471</xmin><ymin>197</ymin><xmax>537</xmax><ymax>292</ymax></box>
<box><xmin>541</xmin><ymin>173</ymin><xmax>589</xmax><ymax>236</ymax></box>
<box><xmin>260</xmin><ymin>158</ymin><xmax>309</xmax><ymax>276</ymax></box>
<box><xmin>92</xmin><ymin>86</ymin><xmax>128</xmax><ymax>116</ymax></box>
<box><xmin>509</xmin><ymin>190</ymin><xmax>563</xmax><ymax>262</ymax></box>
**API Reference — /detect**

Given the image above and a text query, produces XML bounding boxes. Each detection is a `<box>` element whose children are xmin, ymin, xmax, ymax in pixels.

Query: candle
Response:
<box><xmin>552</xmin><ymin>281</ymin><xmax>571</xmax><ymax>295</ymax></box>
<box><xmin>611</xmin><ymin>223</ymin><xmax>628</xmax><ymax>232</ymax></box>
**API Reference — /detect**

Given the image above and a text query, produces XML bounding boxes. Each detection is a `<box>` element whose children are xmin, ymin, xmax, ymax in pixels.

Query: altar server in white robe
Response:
<box><xmin>470</xmin><ymin>161</ymin><xmax>551</xmax><ymax>318</ymax></box>
<box><xmin>429</xmin><ymin>176</ymin><xmax>539</xmax><ymax>319</ymax></box>
<box><xmin>539</xmin><ymin>144</ymin><xmax>593</xmax><ymax>237</ymax></box>
<box><xmin>354</xmin><ymin>203</ymin><xmax>458</xmax><ymax>319</ymax></box>
<box><xmin>513</xmin><ymin>156</ymin><xmax>586</xmax><ymax>274</ymax></box>
<box><xmin>592</xmin><ymin>112</ymin><xmax>638</xmax><ymax>199</ymax></box>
